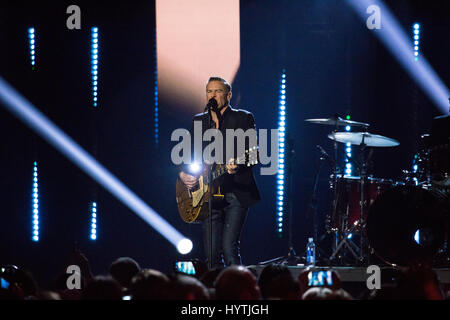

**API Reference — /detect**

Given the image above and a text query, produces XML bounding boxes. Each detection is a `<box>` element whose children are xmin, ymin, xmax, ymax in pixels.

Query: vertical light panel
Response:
<box><xmin>344</xmin><ymin>117</ymin><xmax>352</xmax><ymax>238</ymax></box>
<box><xmin>32</xmin><ymin>161</ymin><xmax>39</xmax><ymax>241</ymax></box>
<box><xmin>90</xmin><ymin>202</ymin><xmax>97</xmax><ymax>240</ymax></box>
<box><xmin>276</xmin><ymin>70</ymin><xmax>287</xmax><ymax>237</ymax></box>
<box><xmin>91</xmin><ymin>27</ymin><xmax>99</xmax><ymax>107</ymax></box>
<box><xmin>344</xmin><ymin>117</ymin><xmax>352</xmax><ymax>176</ymax></box>
<box><xmin>28</xmin><ymin>28</ymin><xmax>36</xmax><ymax>69</ymax></box>
<box><xmin>413</xmin><ymin>23</ymin><xmax>420</xmax><ymax>61</ymax></box>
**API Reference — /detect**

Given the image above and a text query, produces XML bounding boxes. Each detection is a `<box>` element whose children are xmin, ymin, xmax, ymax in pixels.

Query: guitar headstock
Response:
<box><xmin>244</xmin><ymin>146</ymin><xmax>259</xmax><ymax>167</ymax></box>
<box><xmin>228</xmin><ymin>146</ymin><xmax>259</xmax><ymax>167</ymax></box>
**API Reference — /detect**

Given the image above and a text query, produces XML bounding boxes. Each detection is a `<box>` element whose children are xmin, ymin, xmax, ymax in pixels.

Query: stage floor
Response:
<box><xmin>247</xmin><ymin>265</ymin><xmax>450</xmax><ymax>284</ymax></box>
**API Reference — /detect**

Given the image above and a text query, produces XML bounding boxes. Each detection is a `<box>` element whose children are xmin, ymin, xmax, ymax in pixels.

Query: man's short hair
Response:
<box><xmin>207</xmin><ymin>77</ymin><xmax>232</xmax><ymax>93</ymax></box>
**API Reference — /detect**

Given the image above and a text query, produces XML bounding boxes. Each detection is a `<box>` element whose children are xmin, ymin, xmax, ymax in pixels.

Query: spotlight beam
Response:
<box><xmin>347</xmin><ymin>0</ymin><xmax>450</xmax><ymax>114</ymax></box>
<box><xmin>0</xmin><ymin>76</ymin><xmax>192</xmax><ymax>253</ymax></box>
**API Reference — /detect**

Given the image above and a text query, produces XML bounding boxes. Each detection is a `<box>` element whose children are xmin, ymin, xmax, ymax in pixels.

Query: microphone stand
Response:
<box><xmin>205</xmin><ymin>99</ymin><xmax>221</xmax><ymax>270</ymax></box>
<box><xmin>206</xmin><ymin>104</ymin><xmax>214</xmax><ymax>270</ymax></box>
<box><xmin>306</xmin><ymin>146</ymin><xmax>336</xmax><ymax>264</ymax></box>
<box><xmin>358</xmin><ymin>138</ymin><xmax>367</xmax><ymax>264</ymax></box>
<box><xmin>285</xmin><ymin>135</ymin><xmax>301</xmax><ymax>264</ymax></box>
<box><xmin>310</xmin><ymin>157</ymin><xmax>323</xmax><ymax>243</ymax></box>
<box><xmin>330</xmin><ymin>116</ymin><xmax>340</xmax><ymax>258</ymax></box>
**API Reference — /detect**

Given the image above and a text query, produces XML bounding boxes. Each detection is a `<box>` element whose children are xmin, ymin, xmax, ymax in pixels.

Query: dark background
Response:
<box><xmin>0</xmin><ymin>0</ymin><xmax>449</xmax><ymax>287</ymax></box>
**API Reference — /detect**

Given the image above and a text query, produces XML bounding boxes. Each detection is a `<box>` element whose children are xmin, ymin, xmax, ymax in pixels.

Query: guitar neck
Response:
<box><xmin>203</xmin><ymin>165</ymin><xmax>226</xmax><ymax>184</ymax></box>
<box><xmin>211</xmin><ymin>165</ymin><xmax>227</xmax><ymax>181</ymax></box>
<box><xmin>204</xmin><ymin>147</ymin><xmax>257</xmax><ymax>183</ymax></box>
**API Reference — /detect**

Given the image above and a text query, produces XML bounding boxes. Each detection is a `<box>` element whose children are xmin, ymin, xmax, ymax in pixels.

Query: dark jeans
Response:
<box><xmin>202</xmin><ymin>192</ymin><xmax>248</xmax><ymax>268</ymax></box>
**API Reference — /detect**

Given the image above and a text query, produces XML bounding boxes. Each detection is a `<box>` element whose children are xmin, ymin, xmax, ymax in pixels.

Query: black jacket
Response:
<box><xmin>180</xmin><ymin>106</ymin><xmax>261</xmax><ymax>208</ymax></box>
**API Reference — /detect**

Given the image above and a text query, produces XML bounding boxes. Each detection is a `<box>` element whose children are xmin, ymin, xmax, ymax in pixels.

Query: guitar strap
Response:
<box><xmin>205</xmin><ymin>104</ymin><xmax>223</xmax><ymax>129</ymax></box>
<box><xmin>206</xmin><ymin>103</ymin><xmax>226</xmax><ymax>200</ymax></box>
<box><xmin>213</xmin><ymin>186</ymin><xmax>224</xmax><ymax>199</ymax></box>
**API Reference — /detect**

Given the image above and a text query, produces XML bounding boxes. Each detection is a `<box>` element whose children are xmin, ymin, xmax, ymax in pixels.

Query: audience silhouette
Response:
<box><xmin>1</xmin><ymin>249</ymin><xmax>449</xmax><ymax>300</ymax></box>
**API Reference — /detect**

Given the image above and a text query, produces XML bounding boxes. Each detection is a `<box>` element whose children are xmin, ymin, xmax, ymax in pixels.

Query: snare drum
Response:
<box><xmin>331</xmin><ymin>175</ymin><xmax>395</xmax><ymax>232</ymax></box>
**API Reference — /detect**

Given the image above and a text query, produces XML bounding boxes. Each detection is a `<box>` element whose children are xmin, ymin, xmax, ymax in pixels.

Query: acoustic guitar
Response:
<box><xmin>176</xmin><ymin>147</ymin><xmax>258</xmax><ymax>223</ymax></box>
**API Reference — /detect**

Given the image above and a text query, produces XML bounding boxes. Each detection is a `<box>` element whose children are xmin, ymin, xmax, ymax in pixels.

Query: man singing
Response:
<box><xmin>178</xmin><ymin>77</ymin><xmax>260</xmax><ymax>268</ymax></box>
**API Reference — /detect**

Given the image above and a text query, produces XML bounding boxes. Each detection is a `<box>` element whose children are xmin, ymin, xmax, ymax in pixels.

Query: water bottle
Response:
<box><xmin>306</xmin><ymin>237</ymin><xmax>316</xmax><ymax>266</ymax></box>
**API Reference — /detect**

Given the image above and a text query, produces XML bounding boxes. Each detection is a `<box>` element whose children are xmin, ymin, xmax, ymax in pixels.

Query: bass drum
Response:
<box><xmin>367</xmin><ymin>185</ymin><xmax>449</xmax><ymax>267</ymax></box>
<box><xmin>331</xmin><ymin>176</ymin><xmax>395</xmax><ymax>232</ymax></box>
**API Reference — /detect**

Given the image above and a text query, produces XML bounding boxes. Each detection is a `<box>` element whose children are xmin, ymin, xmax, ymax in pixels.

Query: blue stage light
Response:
<box><xmin>343</xmin><ymin>117</ymin><xmax>353</xmax><ymax>176</ymax></box>
<box><xmin>188</xmin><ymin>163</ymin><xmax>201</xmax><ymax>174</ymax></box>
<box><xmin>414</xmin><ymin>230</ymin><xmax>420</xmax><ymax>244</ymax></box>
<box><xmin>31</xmin><ymin>162</ymin><xmax>39</xmax><ymax>241</ymax></box>
<box><xmin>177</xmin><ymin>239</ymin><xmax>193</xmax><ymax>254</ymax></box>
<box><xmin>90</xmin><ymin>202</ymin><xmax>97</xmax><ymax>240</ymax></box>
<box><xmin>91</xmin><ymin>27</ymin><xmax>99</xmax><ymax>107</ymax></box>
<box><xmin>276</xmin><ymin>70</ymin><xmax>288</xmax><ymax>237</ymax></box>
<box><xmin>413</xmin><ymin>23</ymin><xmax>420</xmax><ymax>61</ymax></box>
<box><xmin>28</xmin><ymin>28</ymin><xmax>36</xmax><ymax>69</ymax></box>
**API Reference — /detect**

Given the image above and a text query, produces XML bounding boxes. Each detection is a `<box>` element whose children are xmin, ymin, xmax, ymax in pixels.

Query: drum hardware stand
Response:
<box><xmin>258</xmin><ymin>135</ymin><xmax>304</xmax><ymax>266</ymax></box>
<box><xmin>358</xmin><ymin>139</ymin><xmax>367</xmax><ymax>263</ymax></box>
<box><xmin>300</xmin><ymin>146</ymin><xmax>335</xmax><ymax>265</ymax></box>
<box><xmin>329</xmin><ymin>139</ymin><xmax>370</xmax><ymax>265</ymax></box>
<box><xmin>328</xmin><ymin>115</ymin><xmax>361</xmax><ymax>265</ymax></box>
<box><xmin>330</xmin><ymin>116</ymin><xmax>341</xmax><ymax>258</ymax></box>
<box><xmin>329</xmin><ymin>223</ymin><xmax>361</xmax><ymax>263</ymax></box>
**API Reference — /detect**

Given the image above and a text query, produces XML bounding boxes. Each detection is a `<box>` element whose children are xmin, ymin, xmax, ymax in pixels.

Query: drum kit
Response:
<box><xmin>305</xmin><ymin>114</ymin><xmax>450</xmax><ymax>267</ymax></box>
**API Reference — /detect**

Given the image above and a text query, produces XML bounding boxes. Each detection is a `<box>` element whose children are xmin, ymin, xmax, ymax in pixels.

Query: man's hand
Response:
<box><xmin>179</xmin><ymin>171</ymin><xmax>199</xmax><ymax>189</ymax></box>
<box><xmin>226</xmin><ymin>158</ymin><xmax>238</xmax><ymax>174</ymax></box>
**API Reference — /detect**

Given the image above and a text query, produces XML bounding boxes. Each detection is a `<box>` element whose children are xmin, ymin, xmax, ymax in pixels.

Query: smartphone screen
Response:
<box><xmin>308</xmin><ymin>270</ymin><xmax>333</xmax><ymax>287</ymax></box>
<box><xmin>175</xmin><ymin>261</ymin><xmax>196</xmax><ymax>275</ymax></box>
<box><xmin>1</xmin><ymin>277</ymin><xmax>10</xmax><ymax>290</ymax></box>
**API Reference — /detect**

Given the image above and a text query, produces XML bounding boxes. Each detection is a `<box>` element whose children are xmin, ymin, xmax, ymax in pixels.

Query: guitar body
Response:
<box><xmin>176</xmin><ymin>165</ymin><xmax>224</xmax><ymax>223</ymax></box>
<box><xmin>175</xmin><ymin>147</ymin><xmax>258</xmax><ymax>223</ymax></box>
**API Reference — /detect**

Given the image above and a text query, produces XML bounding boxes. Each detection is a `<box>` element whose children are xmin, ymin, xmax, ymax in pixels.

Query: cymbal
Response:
<box><xmin>305</xmin><ymin>116</ymin><xmax>369</xmax><ymax>127</ymax></box>
<box><xmin>328</xmin><ymin>132</ymin><xmax>400</xmax><ymax>147</ymax></box>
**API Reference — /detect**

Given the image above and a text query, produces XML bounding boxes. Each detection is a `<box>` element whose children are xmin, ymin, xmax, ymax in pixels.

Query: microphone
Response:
<box><xmin>205</xmin><ymin>98</ymin><xmax>218</xmax><ymax>112</ymax></box>
<box><xmin>316</xmin><ymin>145</ymin><xmax>330</xmax><ymax>159</ymax></box>
<box><xmin>316</xmin><ymin>145</ymin><xmax>337</xmax><ymax>167</ymax></box>
<box><xmin>205</xmin><ymin>98</ymin><xmax>219</xmax><ymax>129</ymax></box>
